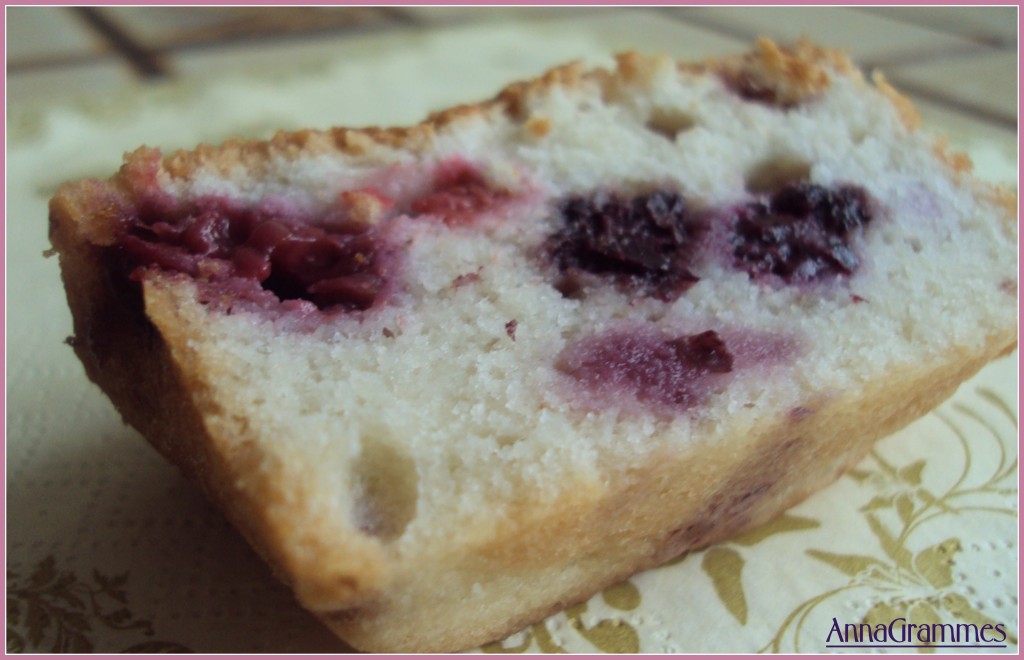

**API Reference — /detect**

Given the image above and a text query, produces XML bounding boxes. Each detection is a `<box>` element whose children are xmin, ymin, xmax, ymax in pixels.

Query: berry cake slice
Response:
<box><xmin>49</xmin><ymin>39</ymin><xmax>1017</xmax><ymax>652</ymax></box>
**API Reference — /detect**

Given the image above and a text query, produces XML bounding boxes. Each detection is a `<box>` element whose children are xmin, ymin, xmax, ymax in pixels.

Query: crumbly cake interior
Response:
<box><xmin>128</xmin><ymin>51</ymin><xmax>1015</xmax><ymax>568</ymax></box>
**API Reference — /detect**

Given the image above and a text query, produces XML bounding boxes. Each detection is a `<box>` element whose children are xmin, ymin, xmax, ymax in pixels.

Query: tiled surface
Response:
<box><xmin>7</xmin><ymin>6</ymin><xmax>1017</xmax><ymax>127</ymax></box>
<box><xmin>6</xmin><ymin>63</ymin><xmax>137</xmax><ymax>110</ymax></box>
<box><xmin>398</xmin><ymin>6</ymin><xmax>585</xmax><ymax>24</ymax></box>
<box><xmin>102</xmin><ymin>7</ymin><xmax>401</xmax><ymax>49</ymax></box>
<box><xmin>6</xmin><ymin>6</ymin><xmax>109</xmax><ymax>63</ymax></box>
<box><xmin>665</xmin><ymin>6</ymin><xmax>987</xmax><ymax>65</ymax></box>
<box><xmin>861</xmin><ymin>6</ymin><xmax>1019</xmax><ymax>47</ymax></box>
<box><xmin>168</xmin><ymin>9</ymin><xmax>745</xmax><ymax>81</ymax></box>
<box><xmin>889</xmin><ymin>50</ymin><xmax>1018</xmax><ymax>124</ymax></box>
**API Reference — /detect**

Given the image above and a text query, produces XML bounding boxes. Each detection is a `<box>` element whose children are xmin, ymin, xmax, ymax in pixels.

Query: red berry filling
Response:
<box><xmin>108</xmin><ymin>158</ymin><xmax>520</xmax><ymax>317</ymax></box>
<box><xmin>547</xmin><ymin>190</ymin><xmax>705</xmax><ymax>301</ymax></box>
<box><xmin>117</xmin><ymin>196</ymin><xmax>394</xmax><ymax>313</ymax></box>
<box><xmin>409</xmin><ymin>159</ymin><xmax>510</xmax><ymax>226</ymax></box>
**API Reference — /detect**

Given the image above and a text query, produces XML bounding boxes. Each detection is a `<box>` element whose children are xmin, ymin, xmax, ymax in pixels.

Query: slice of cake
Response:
<box><xmin>48</xmin><ymin>39</ymin><xmax>1017</xmax><ymax>652</ymax></box>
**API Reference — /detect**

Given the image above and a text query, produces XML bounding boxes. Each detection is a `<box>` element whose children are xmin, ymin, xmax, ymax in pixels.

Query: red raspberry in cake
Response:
<box><xmin>117</xmin><ymin>195</ymin><xmax>397</xmax><ymax>314</ymax></box>
<box><xmin>409</xmin><ymin>159</ymin><xmax>511</xmax><ymax>226</ymax></box>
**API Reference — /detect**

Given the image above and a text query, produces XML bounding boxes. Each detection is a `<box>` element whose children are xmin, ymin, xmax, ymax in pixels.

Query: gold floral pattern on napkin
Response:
<box><xmin>6</xmin><ymin>557</ymin><xmax>191</xmax><ymax>653</ymax></box>
<box><xmin>761</xmin><ymin>387</ymin><xmax>1018</xmax><ymax>652</ymax></box>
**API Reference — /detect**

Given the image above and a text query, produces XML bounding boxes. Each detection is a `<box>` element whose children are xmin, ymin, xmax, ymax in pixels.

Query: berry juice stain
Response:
<box><xmin>557</xmin><ymin>328</ymin><xmax>733</xmax><ymax>412</ymax></box>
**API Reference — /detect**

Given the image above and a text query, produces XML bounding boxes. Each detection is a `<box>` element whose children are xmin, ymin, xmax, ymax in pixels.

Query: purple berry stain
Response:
<box><xmin>558</xmin><ymin>328</ymin><xmax>734</xmax><ymax>411</ymax></box>
<box><xmin>548</xmin><ymin>190</ymin><xmax>705</xmax><ymax>301</ymax></box>
<box><xmin>730</xmin><ymin>182</ymin><xmax>873</xmax><ymax>281</ymax></box>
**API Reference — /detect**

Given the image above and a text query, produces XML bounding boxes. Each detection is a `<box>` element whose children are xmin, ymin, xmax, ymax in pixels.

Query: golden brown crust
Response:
<box><xmin>931</xmin><ymin>134</ymin><xmax>975</xmax><ymax>174</ymax></box>
<box><xmin>872</xmin><ymin>71</ymin><xmax>923</xmax><ymax>131</ymax></box>
<box><xmin>713</xmin><ymin>37</ymin><xmax>840</xmax><ymax>108</ymax></box>
<box><xmin>986</xmin><ymin>185</ymin><xmax>1019</xmax><ymax>219</ymax></box>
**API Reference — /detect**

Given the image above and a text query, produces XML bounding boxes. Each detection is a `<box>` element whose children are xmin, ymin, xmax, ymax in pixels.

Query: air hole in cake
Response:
<box><xmin>351</xmin><ymin>438</ymin><xmax>418</xmax><ymax>542</ymax></box>
<box><xmin>496</xmin><ymin>435</ymin><xmax>521</xmax><ymax>448</ymax></box>
<box><xmin>729</xmin><ymin>182</ymin><xmax>875</xmax><ymax>282</ymax></box>
<box><xmin>645</xmin><ymin>108</ymin><xmax>696</xmax><ymax>141</ymax></box>
<box><xmin>744</xmin><ymin>156</ymin><xmax>812</xmax><ymax>194</ymax></box>
<box><xmin>546</xmin><ymin>190</ymin><xmax>706</xmax><ymax>301</ymax></box>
